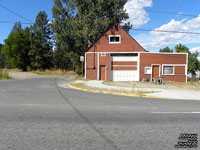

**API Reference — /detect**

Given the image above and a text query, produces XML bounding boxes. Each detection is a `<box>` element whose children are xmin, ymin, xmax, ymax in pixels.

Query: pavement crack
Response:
<box><xmin>54</xmin><ymin>77</ymin><xmax>121</xmax><ymax>150</ymax></box>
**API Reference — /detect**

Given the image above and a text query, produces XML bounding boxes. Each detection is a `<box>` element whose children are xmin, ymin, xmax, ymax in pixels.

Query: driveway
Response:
<box><xmin>0</xmin><ymin>75</ymin><xmax>200</xmax><ymax>149</ymax></box>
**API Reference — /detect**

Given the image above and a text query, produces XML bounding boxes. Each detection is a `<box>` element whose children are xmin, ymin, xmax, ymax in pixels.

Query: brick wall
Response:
<box><xmin>140</xmin><ymin>53</ymin><xmax>187</xmax><ymax>82</ymax></box>
<box><xmin>99</xmin><ymin>53</ymin><xmax>111</xmax><ymax>80</ymax></box>
<box><xmin>87</xmin><ymin>24</ymin><xmax>145</xmax><ymax>53</ymax></box>
<box><xmin>86</xmin><ymin>53</ymin><xmax>111</xmax><ymax>80</ymax></box>
<box><xmin>86</xmin><ymin>53</ymin><xmax>98</xmax><ymax>80</ymax></box>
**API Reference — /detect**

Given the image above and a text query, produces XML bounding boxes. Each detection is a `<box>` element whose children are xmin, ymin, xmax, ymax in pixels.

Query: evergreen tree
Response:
<box><xmin>29</xmin><ymin>11</ymin><xmax>53</xmax><ymax>70</ymax></box>
<box><xmin>2</xmin><ymin>23</ymin><xmax>31</xmax><ymax>71</ymax></box>
<box><xmin>52</xmin><ymin>0</ymin><xmax>76</xmax><ymax>70</ymax></box>
<box><xmin>0</xmin><ymin>44</ymin><xmax>7</xmax><ymax>68</ymax></box>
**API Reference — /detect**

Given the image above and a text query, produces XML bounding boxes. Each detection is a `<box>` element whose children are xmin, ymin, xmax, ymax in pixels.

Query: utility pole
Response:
<box><xmin>80</xmin><ymin>56</ymin><xmax>84</xmax><ymax>78</ymax></box>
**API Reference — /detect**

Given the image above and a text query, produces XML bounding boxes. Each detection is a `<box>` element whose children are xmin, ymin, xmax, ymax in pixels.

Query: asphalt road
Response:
<box><xmin>0</xmin><ymin>76</ymin><xmax>200</xmax><ymax>150</ymax></box>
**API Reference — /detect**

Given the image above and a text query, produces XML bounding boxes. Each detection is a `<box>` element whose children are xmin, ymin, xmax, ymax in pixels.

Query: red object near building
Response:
<box><xmin>85</xmin><ymin>24</ymin><xmax>188</xmax><ymax>82</ymax></box>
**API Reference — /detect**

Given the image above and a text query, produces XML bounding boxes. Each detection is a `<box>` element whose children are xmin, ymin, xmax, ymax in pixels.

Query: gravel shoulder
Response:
<box><xmin>9</xmin><ymin>71</ymin><xmax>55</xmax><ymax>80</ymax></box>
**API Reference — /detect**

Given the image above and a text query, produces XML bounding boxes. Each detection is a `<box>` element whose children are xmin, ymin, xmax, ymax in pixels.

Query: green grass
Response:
<box><xmin>0</xmin><ymin>69</ymin><xmax>11</xmax><ymax>80</ymax></box>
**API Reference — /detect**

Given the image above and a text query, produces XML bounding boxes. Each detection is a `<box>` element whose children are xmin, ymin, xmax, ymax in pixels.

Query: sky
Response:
<box><xmin>0</xmin><ymin>0</ymin><xmax>200</xmax><ymax>55</ymax></box>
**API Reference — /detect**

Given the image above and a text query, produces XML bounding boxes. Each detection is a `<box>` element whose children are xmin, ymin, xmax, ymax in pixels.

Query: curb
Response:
<box><xmin>67</xmin><ymin>83</ymin><xmax>163</xmax><ymax>99</ymax></box>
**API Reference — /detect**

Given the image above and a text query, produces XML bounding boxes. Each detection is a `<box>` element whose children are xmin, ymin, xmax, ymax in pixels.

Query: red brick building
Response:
<box><xmin>85</xmin><ymin>24</ymin><xmax>188</xmax><ymax>82</ymax></box>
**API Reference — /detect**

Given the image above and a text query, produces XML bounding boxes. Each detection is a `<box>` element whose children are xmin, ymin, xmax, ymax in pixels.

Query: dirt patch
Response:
<box><xmin>104</xmin><ymin>80</ymin><xmax>200</xmax><ymax>91</ymax></box>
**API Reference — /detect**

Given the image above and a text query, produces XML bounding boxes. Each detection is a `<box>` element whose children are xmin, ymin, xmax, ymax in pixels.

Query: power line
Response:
<box><xmin>130</xmin><ymin>28</ymin><xmax>200</xmax><ymax>35</ymax></box>
<box><xmin>0</xmin><ymin>3</ymin><xmax>33</xmax><ymax>22</ymax></box>
<box><xmin>0</xmin><ymin>21</ymin><xmax>33</xmax><ymax>24</ymax></box>
<box><xmin>127</xmin><ymin>7</ymin><xmax>200</xmax><ymax>18</ymax></box>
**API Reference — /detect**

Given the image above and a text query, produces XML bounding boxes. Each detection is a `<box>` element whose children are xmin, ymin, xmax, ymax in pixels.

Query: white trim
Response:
<box><xmin>97</xmin><ymin>53</ymin><xmax>100</xmax><ymax>80</ymax></box>
<box><xmin>138</xmin><ymin>53</ymin><xmax>140</xmax><ymax>81</ymax></box>
<box><xmin>86</xmin><ymin>52</ymin><xmax>188</xmax><ymax>55</ymax></box>
<box><xmin>85</xmin><ymin>53</ymin><xmax>87</xmax><ymax>79</ymax></box>
<box><xmin>161</xmin><ymin>64</ymin><xmax>187</xmax><ymax>76</ymax></box>
<box><xmin>144</xmin><ymin>67</ymin><xmax>152</xmax><ymax>75</ymax></box>
<box><xmin>162</xmin><ymin>65</ymin><xmax>175</xmax><ymax>76</ymax></box>
<box><xmin>162</xmin><ymin>64</ymin><xmax>186</xmax><ymax>67</ymax></box>
<box><xmin>151</xmin><ymin>64</ymin><xmax>161</xmax><ymax>81</ymax></box>
<box><xmin>109</xmin><ymin>35</ymin><xmax>121</xmax><ymax>44</ymax></box>
<box><xmin>186</xmin><ymin>53</ymin><xmax>188</xmax><ymax>83</ymax></box>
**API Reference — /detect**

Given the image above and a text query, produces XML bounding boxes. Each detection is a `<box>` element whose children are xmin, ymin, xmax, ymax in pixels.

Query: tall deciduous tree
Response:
<box><xmin>159</xmin><ymin>46</ymin><xmax>173</xmax><ymax>53</ymax></box>
<box><xmin>2</xmin><ymin>23</ymin><xmax>31</xmax><ymax>71</ymax></box>
<box><xmin>29</xmin><ymin>11</ymin><xmax>53</xmax><ymax>70</ymax></box>
<box><xmin>175</xmin><ymin>44</ymin><xmax>200</xmax><ymax>76</ymax></box>
<box><xmin>52</xmin><ymin>0</ymin><xmax>131</xmax><ymax>72</ymax></box>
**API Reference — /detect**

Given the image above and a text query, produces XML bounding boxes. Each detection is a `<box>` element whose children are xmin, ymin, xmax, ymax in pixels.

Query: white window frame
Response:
<box><xmin>109</xmin><ymin>35</ymin><xmax>121</xmax><ymax>44</ymax></box>
<box><xmin>162</xmin><ymin>65</ymin><xmax>175</xmax><ymax>75</ymax></box>
<box><xmin>144</xmin><ymin>67</ymin><xmax>152</xmax><ymax>75</ymax></box>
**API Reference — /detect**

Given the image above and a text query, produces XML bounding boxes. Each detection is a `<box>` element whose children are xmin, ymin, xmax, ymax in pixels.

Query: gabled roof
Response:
<box><xmin>85</xmin><ymin>23</ymin><xmax>147</xmax><ymax>53</ymax></box>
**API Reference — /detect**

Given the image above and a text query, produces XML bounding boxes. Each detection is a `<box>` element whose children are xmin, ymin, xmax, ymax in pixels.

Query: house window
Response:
<box><xmin>109</xmin><ymin>35</ymin><xmax>121</xmax><ymax>44</ymax></box>
<box><xmin>144</xmin><ymin>67</ymin><xmax>151</xmax><ymax>74</ymax></box>
<box><xmin>163</xmin><ymin>66</ymin><xmax>174</xmax><ymax>75</ymax></box>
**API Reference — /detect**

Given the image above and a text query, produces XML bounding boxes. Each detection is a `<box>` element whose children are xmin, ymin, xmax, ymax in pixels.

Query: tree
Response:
<box><xmin>52</xmin><ymin>0</ymin><xmax>131</xmax><ymax>72</ymax></box>
<box><xmin>175</xmin><ymin>43</ymin><xmax>189</xmax><ymax>53</ymax></box>
<box><xmin>52</xmin><ymin>0</ymin><xmax>76</xmax><ymax>70</ymax></box>
<box><xmin>159</xmin><ymin>46</ymin><xmax>173</xmax><ymax>53</ymax></box>
<box><xmin>29</xmin><ymin>11</ymin><xmax>53</xmax><ymax>70</ymax></box>
<box><xmin>188</xmin><ymin>52</ymin><xmax>200</xmax><ymax>76</ymax></box>
<box><xmin>0</xmin><ymin>44</ymin><xmax>8</xmax><ymax>68</ymax></box>
<box><xmin>175</xmin><ymin>44</ymin><xmax>200</xmax><ymax>76</ymax></box>
<box><xmin>2</xmin><ymin>23</ymin><xmax>31</xmax><ymax>71</ymax></box>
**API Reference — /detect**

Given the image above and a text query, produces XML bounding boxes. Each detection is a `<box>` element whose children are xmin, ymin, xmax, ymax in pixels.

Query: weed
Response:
<box><xmin>0</xmin><ymin>69</ymin><xmax>11</xmax><ymax>80</ymax></box>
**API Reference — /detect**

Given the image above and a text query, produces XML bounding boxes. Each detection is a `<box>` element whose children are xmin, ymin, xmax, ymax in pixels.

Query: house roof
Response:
<box><xmin>85</xmin><ymin>23</ymin><xmax>147</xmax><ymax>53</ymax></box>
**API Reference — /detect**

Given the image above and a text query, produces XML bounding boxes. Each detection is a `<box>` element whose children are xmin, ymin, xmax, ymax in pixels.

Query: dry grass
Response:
<box><xmin>104</xmin><ymin>80</ymin><xmax>200</xmax><ymax>91</ymax></box>
<box><xmin>0</xmin><ymin>69</ymin><xmax>11</xmax><ymax>80</ymax></box>
<box><xmin>31</xmin><ymin>69</ymin><xmax>77</xmax><ymax>76</ymax></box>
<box><xmin>2</xmin><ymin>68</ymin><xmax>22</xmax><ymax>72</ymax></box>
<box><xmin>164</xmin><ymin>81</ymin><xmax>200</xmax><ymax>90</ymax></box>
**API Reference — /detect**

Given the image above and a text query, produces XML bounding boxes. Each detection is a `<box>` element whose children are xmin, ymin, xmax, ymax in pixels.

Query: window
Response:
<box><xmin>144</xmin><ymin>67</ymin><xmax>151</xmax><ymax>74</ymax></box>
<box><xmin>163</xmin><ymin>66</ymin><xmax>174</xmax><ymax>75</ymax></box>
<box><xmin>109</xmin><ymin>35</ymin><xmax>121</xmax><ymax>44</ymax></box>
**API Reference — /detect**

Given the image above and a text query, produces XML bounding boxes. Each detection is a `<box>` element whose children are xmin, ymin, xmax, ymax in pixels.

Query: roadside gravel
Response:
<box><xmin>9</xmin><ymin>72</ymin><xmax>49</xmax><ymax>80</ymax></box>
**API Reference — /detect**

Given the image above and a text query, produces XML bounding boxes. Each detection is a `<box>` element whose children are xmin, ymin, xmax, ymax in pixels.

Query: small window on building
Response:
<box><xmin>145</xmin><ymin>67</ymin><xmax>151</xmax><ymax>74</ymax></box>
<box><xmin>109</xmin><ymin>35</ymin><xmax>121</xmax><ymax>44</ymax></box>
<box><xmin>163</xmin><ymin>66</ymin><xmax>174</xmax><ymax>75</ymax></box>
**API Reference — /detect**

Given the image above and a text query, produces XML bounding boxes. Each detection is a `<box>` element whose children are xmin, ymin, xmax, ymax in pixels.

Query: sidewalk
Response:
<box><xmin>68</xmin><ymin>80</ymin><xmax>200</xmax><ymax>100</ymax></box>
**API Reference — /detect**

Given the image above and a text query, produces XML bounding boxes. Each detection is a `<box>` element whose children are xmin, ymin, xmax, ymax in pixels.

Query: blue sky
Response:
<box><xmin>0</xmin><ymin>0</ymin><xmax>200</xmax><ymax>53</ymax></box>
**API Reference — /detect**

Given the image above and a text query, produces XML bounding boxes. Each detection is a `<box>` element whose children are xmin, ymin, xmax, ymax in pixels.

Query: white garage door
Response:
<box><xmin>112</xmin><ymin>70</ymin><xmax>138</xmax><ymax>81</ymax></box>
<box><xmin>111</xmin><ymin>56</ymin><xmax>139</xmax><ymax>81</ymax></box>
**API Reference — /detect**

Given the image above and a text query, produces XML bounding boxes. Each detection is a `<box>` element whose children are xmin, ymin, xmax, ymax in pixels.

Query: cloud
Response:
<box><xmin>139</xmin><ymin>15</ymin><xmax>200</xmax><ymax>48</ymax></box>
<box><xmin>124</xmin><ymin>0</ymin><xmax>153</xmax><ymax>28</ymax></box>
<box><xmin>190</xmin><ymin>47</ymin><xmax>200</xmax><ymax>53</ymax></box>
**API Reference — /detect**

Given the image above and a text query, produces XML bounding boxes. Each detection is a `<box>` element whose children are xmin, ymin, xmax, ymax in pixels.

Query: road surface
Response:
<box><xmin>0</xmin><ymin>76</ymin><xmax>200</xmax><ymax>150</ymax></box>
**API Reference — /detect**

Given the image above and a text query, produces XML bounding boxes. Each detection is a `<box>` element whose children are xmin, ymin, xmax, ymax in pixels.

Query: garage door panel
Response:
<box><xmin>112</xmin><ymin>71</ymin><xmax>138</xmax><ymax>81</ymax></box>
<box><xmin>111</xmin><ymin>56</ymin><xmax>139</xmax><ymax>81</ymax></box>
<box><xmin>112</xmin><ymin>61</ymin><xmax>137</xmax><ymax>65</ymax></box>
<box><xmin>112</xmin><ymin>66</ymin><xmax>137</xmax><ymax>70</ymax></box>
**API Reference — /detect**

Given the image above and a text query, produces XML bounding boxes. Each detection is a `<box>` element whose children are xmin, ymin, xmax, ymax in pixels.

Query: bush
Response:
<box><xmin>0</xmin><ymin>69</ymin><xmax>11</xmax><ymax>80</ymax></box>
